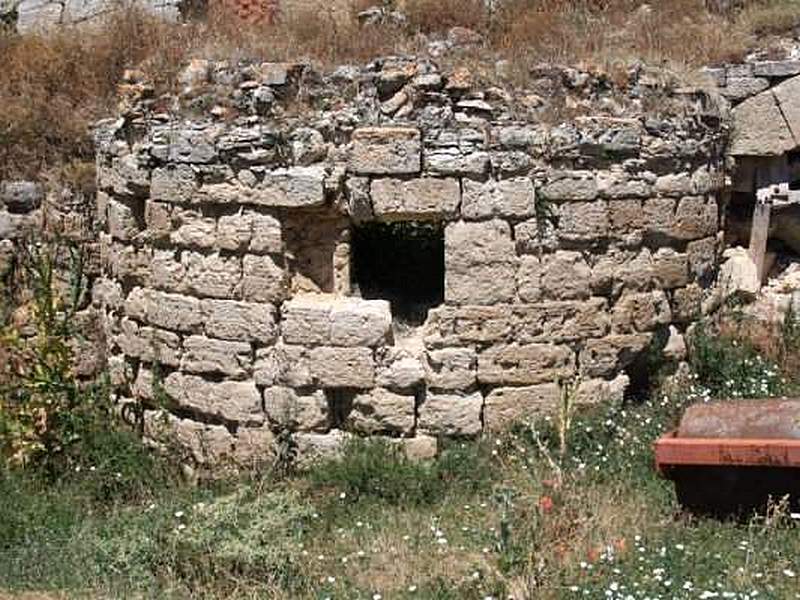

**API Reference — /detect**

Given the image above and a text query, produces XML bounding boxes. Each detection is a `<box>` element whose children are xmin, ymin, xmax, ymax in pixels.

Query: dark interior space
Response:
<box><xmin>352</xmin><ymin>222</ymin><xmax>444</xmax><ymax>326</ymax></box>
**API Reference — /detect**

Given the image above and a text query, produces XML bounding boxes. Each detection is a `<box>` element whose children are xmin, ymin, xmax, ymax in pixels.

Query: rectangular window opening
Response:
<box><xmin>352</xmin><ymin>221</ymin><xmax>444</xmax><ymax>327</ymax></box>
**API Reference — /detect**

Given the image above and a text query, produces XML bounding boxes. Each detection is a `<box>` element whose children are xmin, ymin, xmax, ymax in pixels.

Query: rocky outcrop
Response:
<box><xmin>12</xmin><ymin>0</ymin><xmax>183</xmax><ymax>33</ymax></box>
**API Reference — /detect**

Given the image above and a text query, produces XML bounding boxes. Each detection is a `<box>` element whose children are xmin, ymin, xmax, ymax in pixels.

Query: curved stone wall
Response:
<box><xmin>94</xmin><ymin>58</ymin><xmax>726</xmax><ymax>471</ymax></box>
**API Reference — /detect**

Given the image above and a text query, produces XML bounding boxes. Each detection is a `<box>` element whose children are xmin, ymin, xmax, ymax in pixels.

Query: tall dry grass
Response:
<box><xmin>0</xmin><ymin>0</ymin><xmax>797</xmax><ymax>181</ymax></box>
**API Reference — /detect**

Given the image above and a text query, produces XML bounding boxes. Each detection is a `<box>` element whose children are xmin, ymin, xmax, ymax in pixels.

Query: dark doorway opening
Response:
<box><xmin>352</xmin><ymin>222</ymin><xmax>444</xmax><ymax>326</ymax></box>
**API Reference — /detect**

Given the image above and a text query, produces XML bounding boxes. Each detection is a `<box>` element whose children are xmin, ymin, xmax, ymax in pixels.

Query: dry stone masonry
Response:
<box><xmin>93</xmin><ymin>57</ymin><xmax>727</xmax><ymax>472</ymax></box>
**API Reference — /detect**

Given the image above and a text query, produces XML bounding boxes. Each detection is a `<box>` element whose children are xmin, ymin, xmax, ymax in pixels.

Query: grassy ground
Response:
<box><xmin>2</xmin><ymin>323</ymin><xmax>800</xmax><ymax>599</ymax></box>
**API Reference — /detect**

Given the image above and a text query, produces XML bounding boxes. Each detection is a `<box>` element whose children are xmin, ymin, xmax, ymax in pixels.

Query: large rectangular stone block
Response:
<box><xmin>579</xmin><ymin>333</ymin><xmax>653</xmax><ymax>378</ymax></box>
<box><xmin>171</xmin><ymin>208</ymin><xmax>216</xmax><ymax>248</ymax></box>
<box><xmin>477</xmin><ymin>343</ymin><xmax>575</xmax><ymax>385</ymax></box>
<box><xmin>371</xmin><ymin>177</ymin><xmax>460</xmax><ymax>221</ymax></box>
<box><xmin>150</xmin><ymin>165</ymin><xmax>198</xmax><ymax>203</ymax></box>
<box><xmin>281</xmin><ymin>295</ymin><xmax>391</xmax><ymax>347</ymax></box>
<box><xmin>263</xmin><ymin>387</ymin><xmax>330</xmax><ymax>432</ymax></box>
<box><xmin>349</xmin><ymin>127</ymin><xmax>421</xmax><ymax>175</ymax></box>
<box><xmin>484</xmin><ymin>383</ymin><xmax>560</xmax><ymax>432</ymax></box>
<box><xmin>346</xmin><ymin>388</ymin><xmax>415</xmax><ymax>435</ymax></box>
<box><xmin>162</xmin><ymin>372</ymin><xmax>263</xmax><ymax>424</ymax></box>
<box><xmin>557</xmin><ymin>201</ymin><xmax>609</xmax><ymax>244</ymax></box>
<box><xmin>281</xmin><ymin>295</ymin><xmax>332</xmax><ymax>345</ymax></box>
<box><xmin>145</xmin><ymin>290</ymin><xmax>203</xmax><ymax>332</ymax></box>
<box><xmin>308</xmin><ymin>346</ymin><xmax>375</xmax><ymax>388</ymax></box>
<box><xmin>241</xmin><ymin>254</ymin><xmax>287</xmax><ymax>303</ymax></box>
<box><xmin>116</xmin><ymin>318</ymin><xmax>182</xmax><ymax>367</ymax></box>
<box><xmin>183</xmin><ymin>252</ymin><xmax>242</xmax><ymax>299</ymax></box>
<box><xmin>181</xmin><ymin>335</ymin><xmax>252</xmax><ymax>377</ymax></box>
<box><xmin>418</xmin><ymin>391</ymin><xmax>482</xmax><ymax>437</ymax></box>
<box><xmin>461</xmin><ymin>177</ymin><xmax>536</xmax><ymax>220</ymax></box>
<box><xmin>202</xmin><ymin>299</ymin><xmax>277</xmax><ymax>343</ymax></box>
<box><xmin>200</xmin><ymin>166</ymin><xmax>326</xmax><ymax>208</ymax></box>
<box><xmin>424</xmin><ymin>347</ymin><xmax>477</xmax><ymax>391</ymax></box>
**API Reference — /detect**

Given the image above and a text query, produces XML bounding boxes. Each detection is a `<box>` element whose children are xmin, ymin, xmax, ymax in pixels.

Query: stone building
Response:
<box><xmin>88</xmin><ymin>56</ymin><xmax>733</xmax><ymax>471</ymax></box>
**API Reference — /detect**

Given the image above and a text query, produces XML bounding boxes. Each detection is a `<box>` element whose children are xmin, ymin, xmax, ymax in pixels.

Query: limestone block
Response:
<box><xmin>294</xmin><ymin>430</ymin><xmax>350</xmax><ymax>468</ymax></box>
<box><xmin>376</xmin><ymin>348</ymin><xmax>426</xmax><ymax>390</ymax></box>
<box><xmin>104</xmin><ymin>240</ymin><xmax>152</xmax><ymax>284</ymax></box>
<box><xmin>557</xmin><ymin>201</ymin><xmax>609</xmax><ymax>244</ymax></box>
<box><xmin>484</xmin><ymin>383</ymin><xmax>560</xmax><ymax>432</ymax></box>
<box><xmin>308</xmin><ymin>346</ymin><xmax>375</xmax><ymax>388</ymax></box>
<box><xmin>539</xmin><ymin>171</ymin><xmax>597</xmax><ymax>201</ymax></box>
<box><xmin>349</xmin><ymin>127</ymin><xmax>421</xmax><ymax>175</ymax></box>
<box><xmin>171</xmin><ymin>208</ymin><xmax>216</xmax><ymax>248</ymax></box>
<box><xmin>201</xmin><ymin>166</ymin><xmax>326</xmax><ymax>208</ymax></box>
<box><xmin>281</xmin><ymin>295</ymin><xmax>332</xmax><ymax>345</ymax></box>
<box><xmin>345</xmin><ymin>177</ymin><xmax>374</xmax><ymax>223</ymax></box>
<box><xmin>165</xmin><ymin>124</ymin><xmax>219</xmax><ymax>164</ymax></box>
<box><xmin>721</xmin><ymin>76</ymin><xmax>769</xmax><ymax>102</ymax></box>
<box><xmin>517</xmin><ymin>255</ymin><xmax>542</xmax><ymax>303</ymax></box>
<box><xmin>202</xmin><ymin>299</ymin><xmax>277</xmax><ymax>343</ymax></box>
<box><xmin>396</xmin><ymin>435</ymin><xmax>438</xmax><ymax>461</ymax></box>
<box><xmin>116</xmin><ymin>318</ymin><xmax>182</xmax><ymax>366</ymax></box>
<box><xmin>514</xmin><ymin>218</ymin><xmax>558</xmax><ymax>255</ymax></box>
<box><xmin>611</xmin><ymin>290</ymin><xmax>672</xmax><ymax>333</ymax></box>
<box><xmin>145</xmin><ymin>290</ymin><xmax>203</xmax><ymax>332</ymax></box>
<box><xmin>673</xmin><ymin>196</ymin><xmax>718</xmax><ymax>241</ymax></box>
<box><xmin>107</xmin><ymin>200</ymin><xmax>139</xmax><ymax>241</ymax></box>
<box><xmin>371</xmin><ymin>177</ymin><xmax>460</xmax><ymax>221</ymax></box>
<box><xmin>162</xmin><ymin>372</ymin><xmax>263</xmax><ymax>424</ymax></box>
<box><xmin>92</xmin><ymin>277</ymin><xmax>123</xmax><ymax>311</ymax></box>
<box><xmin>687</xmin><ymin>236</ymin><xmax>718</xmax><ymax>282</ymax></box>
<box><xmin>772</xmin><ymin>75</ymin><xmax>800</xmax><ymax>145</ymax></box>
<box><xmin>263</xmin><ymin>387</ymin><xmax>330</xmax><ymax>432</ymax></box>
<box><xmin>753</xmin><ymin>60</ymin><xmax>800</xmax><ymax>78</ymax></box>
<box><xmin>424</xmin><ymin>347</ymin><xmax>477</xmax><ymax>390</ymax></box>
<box><xmin>131</xmin><ymin>367</ymin><xmax>156</xmax><ymax>401</ymax></box>
<box><xmin>663</xmin><ymin>326</ymin><xmax>687</xmax><ymax>362</ymax></box>
<box><xmin>217</xmin><ymin>212</ymin><xmax>252</xmax><ymax>251</ymax></box>
<box><xmin>234</xmin><ymin>425</ymin><xmax>276</xmax><ymax>467</ymax></box>
<box><xmin>181</xmin><ymin>335</ymin><xmax>252</xmax><ymax>377</ymax></box>
<box><xmin>652</xmin><ymin>248</ymin><xmax>689</xmax><ymax>289</ymax></box>
<box><xmin>579</xmin><ymin>334</ymin><xmax>653</xmax><ymax>378</ymax></box>
<box><xmin>149</xmin><ymin>249</ymin><xmax>186</xmax><ymax>291</ymax></box>
<box><xmin>150</xmin><ymin>165</ymin><xmax>198</xmax><ymax>202</ymax></box>
<box><xmin>477</xmin><ymin>343</ymin><xmax>575</xmax><ymax>385</ymax></box>
<box><xmin>597</xmin><ymin>172</ymin><xmax>651</xmax><ymax>199</ymax></box>
<box><xmin>183</xmin><ymin>251</ymin><xmax>242</xmax><ymax>299</ymax></box>
<box><xmin>643</xmin><ymin>197</ymin><xmax>676</xmax><ymax>241</ymax></box>
<box><xmin>591</xmin><ymin>248</ymin><xmax>653</xmax><ymax>296</ymax></box>
<box><xmin>241</xmin><ymin>254</ymin><xmax>287</xmax><ymax>302</ymax></box>
<box><xmin>718</xmin><ymin>247</ymin><xmax>760</xmax><ymax>301</ymax></box>
<box><xmin>144</xmin><ymin>201</ymin><xmax>172</xmax><ymax>240</ymax></box>
<box><xmin>655</xmin><ymin>173</ymin><xmax>693</xmax><ymax>197</ymax></box>
<box><xmin>249</xmin><ymin>212</ymin><xmax>283</xmax><ymax>254</ymax></box>
<box><xmin>608</xmin><ymin>199</ymin><xmax>644</xmax><ymax>238</ymax></box>
<box><xmin>730</xmin><ymin>90</ymin><xmax>796</xmax><ymax>156</ymax></box>
<box><xmin>347</xmin><ymin>388</ymin><xmax>416</xmax><ymax>435</ymax></box>
<box><xmin>574</xmin><ymin>374</ymin><xmax>629</xmax><ymax>406</ymax></box>
<box><xmin>461</xmin><ymin>177</ymin><xmax>535</xmax><ymax>220</ymax></box>
<box><xmin>330</xmin><ymin>298</ymin><xmax>392</xmax><ymax>347</ymax></box>
<box><xmin>425</xmin><ymin>149</ymin><xmax>490</xmax><ymax>177</ymax></box>
<box><xmin>418</xmin><ymin>391</ymin><xmax>483</xmax><ymax>437</ymax></box>
<box><xmin>541</xmin><ymin>251</ymin><xmax>591</xmax><ymax>300</ymax></box>
<box><xmin>255</xmin><ymin>345</ymin><xmax>313</xmax><ymax>387</ymax></box>
<box><xmin>445</xmin><ymin>220</ymin><xmax>517</xmax><ymax>305</ymax></box>
<box><xmin>124</xmin><ymin>287</ymin><xmax>149</xmax><ymax>321</ymax></box>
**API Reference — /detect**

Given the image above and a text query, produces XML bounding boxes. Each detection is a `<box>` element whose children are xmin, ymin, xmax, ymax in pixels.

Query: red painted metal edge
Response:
<box><xmin>654</xmin><ymin>430</ymin><xmax>800</xmax><ymax>474</ymax></box>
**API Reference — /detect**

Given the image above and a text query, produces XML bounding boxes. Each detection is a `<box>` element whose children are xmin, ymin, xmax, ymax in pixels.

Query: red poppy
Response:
<box><xmin>538</xmin><ymin>495</ymin><xmax>555</xmax><ymax>512</ymax></box>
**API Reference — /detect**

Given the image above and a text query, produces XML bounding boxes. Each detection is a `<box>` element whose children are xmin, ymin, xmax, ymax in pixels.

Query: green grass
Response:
<box><xmin>2</xmin><ymin>330</ymin><xmax>800</xmax><ymax>598</ymax></box>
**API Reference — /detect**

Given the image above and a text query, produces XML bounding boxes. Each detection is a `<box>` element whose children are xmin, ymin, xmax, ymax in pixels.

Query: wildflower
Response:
<box><xmin>784</xmin><ymin>569</ymin><xmax>796</xmax><ymax>578</ymax></box>
<box><xmin>339</xmin><ymin>491</ymin><xmax>347</xmax><ymax>500</ymax></box>
<box><xmin>538</xmin><ymin>495</ymin><xmax>554</xmax><ymax>513</ymax></box>
<box><xmin>408</xmin><ymin>585</ymin><xmax>417</xmax><ymax>592</ymax></box>
<box><xmin>174</xmin><ymin>511</ymin><xmax>184</xmax><ymax>518</ymax></box>
<box><xmin>327</xmin><ymin>576</ymin><xmax>336</xmax><ymax>584</ymax></box>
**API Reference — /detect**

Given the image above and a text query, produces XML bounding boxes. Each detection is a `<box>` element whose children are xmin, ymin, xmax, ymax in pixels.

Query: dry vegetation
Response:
<box><xmin>0</xmin><ymin>0</ymin><xmax>798</xmax><ymax>181</ymax></box>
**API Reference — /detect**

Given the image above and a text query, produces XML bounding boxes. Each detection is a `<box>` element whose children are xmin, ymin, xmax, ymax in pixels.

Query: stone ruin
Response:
<box><xmin>86</xmin><ymin>56</ymin><xmax>732</xmax><ymax>472</ymax></box>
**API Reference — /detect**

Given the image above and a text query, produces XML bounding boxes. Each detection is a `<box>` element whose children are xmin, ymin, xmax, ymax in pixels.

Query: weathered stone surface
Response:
<box><xmin>425</xmin><ymin>149</ymin><xmax>490</xmax><ymax>177</ymax></box>
<box><xmin>687</xmin><ymin>236</ymin><xmax>718</xmax><ymax>282</ymax></box>
<box><xmin>445</xmin><ymin>220</ymin><xmax>516</xmax><ymax>305</ymax></box>
<box><xmin>580</xmin><ymin>334</ymin><xmax>653</xmax><ymax>378</ymax></box>
<box><xmin>477</xmin><ymin>343</ymin><xmax>575</xmax><ymax>385</ymax></box>
<box><xmin>591</xmin><ymin>248</ymin><xmax>653</xmax><ymax>296</ymax></box>
<box><xmin>396</xmin><ymin>435</ymin><xmax>438</xmax><ymax>461</ymax></box>
<box><xmin>377</xmin><ymin>348</ymin><xmax>426</xmax><ymax>390</ymax></box>
<box><xmin>181</xmin><ymin>335</ymin><xmax>252</xmax><ymax>377</ymax></box>
<box><xmin>171</xmin><ymin>208</ymin><xmax>216</xmax><ymax>248</ymax></box>
<box><xmin>202</xmin><ymin>299</ymin><xmax>277</xmax><ymax>343</ymax></box>
<box><xmin>424</xmin><ymin>347</ymin><xmax>477</xmax><ymax>390</ymax></box>
<box><xmin>541</xmin><ymin>251</ymin><xmax>591</xmax><ymax>300</ymax></box>
<box><xmin>281</xmin><ymin>295</ymin><xmax>332</xmax><ymax>345</ymax></box>
<box><xmin>249</xmin><ymin>213</ymin><xmax>283</xmax><ymax>254</ymax></box>
<box><xmin>145</xmin><ymin>290</ymin><xmax>203</xmax><ymax>332</ymax></box>
<box><xmin>484</xmin><ymin>383</ymin><xmax>560</xmax><ymax>432</ymax></box>
<box><xmin>461</xmin><ymin>178</ymin><xmax>535</xmax><ymax>220</ymax></box>
<box><xmin>294</xmin><ymin>430</ymin><xmax>350</xmax><ymax>468</ymax></box>
<box><xmin>234</xmin><ymin>425</ymin><xmax>276</xmax><ymax>466</ymax></box>
<box><xmin>349</xmin><ymin>127</ymin><xmax>421</xmax><ymax>175</ymax></box>
<box><xmin>771</xmin><ymin>75</ymin><xmax>800</xmax><ymax>149</ymax></box>
<box><xmin>611</xmin><ymin>290</ymin><xmax>672</xmax><ymax>333</ymax></box>
<box><xmin>163</xmin><ymin>372</ymin><xmax>263</xmax><ymax>423</ymax></box>
<box><xmin>418</xmin><ymin>391</ymin><xmax>483</xmax><ymax>437</ymax></box>
<box><xmin>150</xmin><ymin>165</ymin><xmax>198</xmax><ymax>203</ymax></box>
<box><xmin>149</xmin><ymin>249</ymin><xmax>186</xmax><ymax>290</ymax></box>
<box><xmin>652</xmin><ymin>248</ymin><xmax>689</xmax><ymax>289</ymax></box>
<box><xmin>241</xmin><ymin>254</ymin><xmax>287</xmax><ymax>302</ymax></box>
<box><xmin>217</xmin><ymin>212</ymin><xmax>252</xmax><ymax>251</ymax></box>
<box><xmin>730</xmin><ymin>89</ymin><xmax>796</xmax><ymax>156</ymax></box>
<box><xmin>672</xmin><ymin>284</ymin><xmax>704</xmax><ymax>323</ymax></box>
<box><xmin>574</xmin><ymin>374</ymin><xmax>629</xmax><ymax>406</ymax></box>
<box><xmin>517</xmin><ymin>255</ymin><xmax>542</xmax><ymax>302</ymax></box>
<box><xmin>718</xmin><ymin>246</ymin><xmax>760</xmax><ymax>301</ymax></box>
<box><xmin>107</xmin><ymin>200</ymin><xmax>139</xmax><ymax>241</ymax></box>
<box><xmin>144</xmin><ymin>201</ymin><xmax>171</xmax><ymax>240</ymax></box>
<box><xmin>608</xmin><ymin>199</ymin><xmax>644</xmax><ymax>240</ymax></box>
<box><xmin>347</xmin><ymin>388</ymin><xmax>415</xmax><ymax>435</ymax></box>
<box><xmin>144</xmin><ymin>410</ymin><xmax>234</xmax><ymax>466</ymax></box>
<box><xmin>371</xmin><ymin>177</ymin><xmax>460</xmax><ymax>221</ymax></box>
<box><xmin>753</xmin><ymin>60</ymin><xmax>800</xmax><ymax>78</ymax></box>
<box><xmin>183</xmin><ymin>252</ymin><xmax>242</xmax><ymax>298</ymax></box>
<box><xmin>721</xmin><ymin>76</ymin><xmax>769</xmax><ymax>102</ymax></box>
<box><xmin>557</xmin><ymin>201</ymin><xmax>609</xmax><ymax>244</ymax></box>
<box><xmin>201</xmin><ymin>167</ymin><xmax>326</xmax><ymax>208</ymax></box>
<box><xmin>643</xmin><ymin>197</ymin><xmax>677</xmax><ymax>241</ymax></box>
<box><xmin>597</xmin><ymin>172</ymin><xmax>651</xmax><ymax>199</ymax></box>
<box><xmin>539</xmin><ymin>171</ymin><xmax>598</xmax><ymax>201</ymax></box>
<box><xmin>673</xmin><ymin>196</ymin><xmax>718</xmax><ymax>241</ymax></box>
<box><xmin>281</xmin><ymin>295</ymin><xmax>391</xmax><ymax>347</ymax></box>
<box><xmin>263</xmin><ymin>387</ymin><xmax>330</xmax><ymax>432</ymax></box>
<box><xmin>308</xmin><ymin>346</ymin><xmax>375</xmax><ymax>388</ymax></box>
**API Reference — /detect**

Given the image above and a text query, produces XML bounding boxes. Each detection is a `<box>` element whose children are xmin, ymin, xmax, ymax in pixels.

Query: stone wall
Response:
<box><xmin>94</xmin><ymin>57</ymin><xmax>727</xmax><ymax>472</ymax></box>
